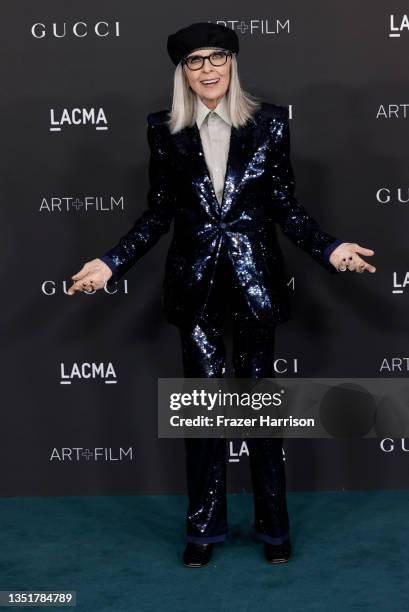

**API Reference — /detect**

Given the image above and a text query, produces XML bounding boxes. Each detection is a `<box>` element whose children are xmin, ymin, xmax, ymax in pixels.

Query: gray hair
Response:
<box><xmin>165</xmin><ymin>53</ymin><xmax>262</xmax><ymax>134</ymax></box>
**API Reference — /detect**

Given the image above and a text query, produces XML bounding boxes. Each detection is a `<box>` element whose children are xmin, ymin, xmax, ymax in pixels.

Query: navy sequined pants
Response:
<box><xmin>179</xmin><ymin>244</ymin><xmax>290</xmax><ymax>545</ymax></box>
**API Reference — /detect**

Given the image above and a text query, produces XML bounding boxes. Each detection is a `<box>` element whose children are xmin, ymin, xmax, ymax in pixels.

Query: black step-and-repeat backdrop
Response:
<box><xmin>2</xmin><ymin>2</ymin><xmax>409</xmax><ymax>497</ymax></box>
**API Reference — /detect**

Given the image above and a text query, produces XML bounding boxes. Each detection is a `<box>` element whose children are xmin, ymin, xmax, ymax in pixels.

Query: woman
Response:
<box><xmin>68</xmin><ymin>22</ymin><xmax>376</xmax><ymax>567</ymax></box>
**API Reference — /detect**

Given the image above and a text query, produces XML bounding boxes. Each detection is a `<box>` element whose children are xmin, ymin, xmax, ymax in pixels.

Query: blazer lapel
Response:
<box><xmin>171</xmin><ymin>110</ymin><xmax>264</xmax><ymax>217</ymax></box>
<box><xmin>220</xmin><ymin>118</ymin><xmax>260</xmax><ymax>216</ymax></box>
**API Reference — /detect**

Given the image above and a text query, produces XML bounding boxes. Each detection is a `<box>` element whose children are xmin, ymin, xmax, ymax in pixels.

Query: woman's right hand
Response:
<box><xmin>67</xmin><ymin>258</ymin><xmax>113</xmax><ymax>295</ymax></box>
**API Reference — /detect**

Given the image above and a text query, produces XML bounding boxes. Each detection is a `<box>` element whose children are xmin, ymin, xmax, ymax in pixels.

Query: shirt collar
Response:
<box><xmin>195</xmin><ymin>93</ymin><xmax>231</xmax><ymax>129</ymax></box>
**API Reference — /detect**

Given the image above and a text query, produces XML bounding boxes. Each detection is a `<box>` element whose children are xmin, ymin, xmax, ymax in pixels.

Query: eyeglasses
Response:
<box><xmin>181</xmin><ymin>50</ymin><xmax>232</xmax><ymax>71</ymax></box>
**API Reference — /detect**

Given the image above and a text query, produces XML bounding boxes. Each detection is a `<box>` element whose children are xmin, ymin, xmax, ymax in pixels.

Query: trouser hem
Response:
<box><xmin>186</xmin><ymin>532</ymin><xmax>228</xmax><ymax>544</ymax></box>
<box><xmin>253</xmin><ymin>530</ymin><xmax>289</xmax><ymax>545</ymax></box>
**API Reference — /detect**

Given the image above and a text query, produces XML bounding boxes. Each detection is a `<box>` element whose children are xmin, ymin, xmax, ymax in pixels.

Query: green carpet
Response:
<box><xmin>0</xmin><ymin>490</ymin><xmax>407</xmax><ymax>611</ymax></box>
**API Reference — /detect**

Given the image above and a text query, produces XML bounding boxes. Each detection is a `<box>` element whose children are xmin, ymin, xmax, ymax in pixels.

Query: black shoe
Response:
<box><xmin>264</xmin><ymin>539</ymin><xmax>292</xmax><ymax>563</ymax></box>
<box><xmin>183</xmin><ymin>542</ymin><xmax>213</xmax><ymax>567</ymax></box>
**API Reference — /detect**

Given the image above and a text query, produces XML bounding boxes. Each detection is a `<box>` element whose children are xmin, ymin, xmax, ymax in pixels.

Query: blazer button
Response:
<box><xmin>220</xmin><ymin>222</ymin><xmax>227</xmax><ymax>230</ymax></box>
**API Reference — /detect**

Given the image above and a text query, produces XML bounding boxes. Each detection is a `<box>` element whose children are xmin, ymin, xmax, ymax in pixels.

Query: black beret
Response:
<box><xmin>167</xmin><ymin>22</ymin><xmax>239</xmax><ymax>66</ymax></box>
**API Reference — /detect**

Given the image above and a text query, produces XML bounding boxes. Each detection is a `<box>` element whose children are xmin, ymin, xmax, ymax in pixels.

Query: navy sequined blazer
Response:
<box><xmin>100</xmin><ymin>102</ymin><xmax>342</xmax><ymax>326</ymax></box>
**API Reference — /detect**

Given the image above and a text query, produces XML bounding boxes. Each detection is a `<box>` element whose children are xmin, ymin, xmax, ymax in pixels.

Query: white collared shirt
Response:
<box><xmin>195</xmin><ymin>93</ymin><xmax>232</xmax><ymax>205</ymax></box>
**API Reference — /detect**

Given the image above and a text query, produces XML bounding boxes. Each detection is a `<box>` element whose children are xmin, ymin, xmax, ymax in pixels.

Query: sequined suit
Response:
<box><xmin>101</xmin><ymin>102</ymin><xmax>340</xmax><ymax>325</ymax></box>
<box><xmin>100</xmin><ymin>102</ymin><xmax>341</xmax><ymax>545</ymax></box>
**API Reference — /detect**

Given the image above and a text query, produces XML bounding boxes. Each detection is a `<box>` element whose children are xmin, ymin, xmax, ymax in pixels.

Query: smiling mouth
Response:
<box><xmin>200</xmin><ymin>78</ymin><xmax>220</xmax><ymax>85</ymax></box>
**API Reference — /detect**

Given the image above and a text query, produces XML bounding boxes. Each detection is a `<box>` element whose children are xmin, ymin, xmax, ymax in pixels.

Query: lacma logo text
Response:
<box><xmin>389</xmin><ymin>14</ymin><xmax>409</xmax><ymax>38</ymax></box>
<box><xmin>50</xmin><ymin>108</ymin><xmax>108</xmax><ymax>131</ymax></box>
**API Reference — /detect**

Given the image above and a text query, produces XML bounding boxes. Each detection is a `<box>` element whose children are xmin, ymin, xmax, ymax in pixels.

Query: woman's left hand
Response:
<box><xmin>329</xmin><ymin>243</ymin><xmax>376</xmax><ymax>273</ymax></box>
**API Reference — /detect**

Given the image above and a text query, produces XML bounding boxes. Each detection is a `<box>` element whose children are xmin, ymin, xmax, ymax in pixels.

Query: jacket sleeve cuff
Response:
<box><xmin>323</xmin><ymin>239</ymin><xmax>344</xmax><ymax>262</ymax></box>
<box><xmin>99</xmin><ymin>255</ymin><xmax>118</xmax><ymax>283</ymax></box>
